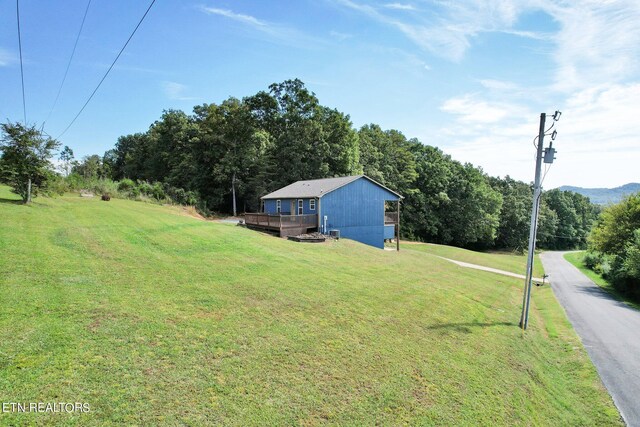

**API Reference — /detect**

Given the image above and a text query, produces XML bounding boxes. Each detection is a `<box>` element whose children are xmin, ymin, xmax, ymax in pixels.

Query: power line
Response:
<box><xmin>16</xmin><ymin>0</ymin><xmax>26</xmax><ymax>124</ymax></box>
<box><xmin>43</xmin><ymin>0</ymin><xmax>93</xmax><ymax>128</ymax></box>
<box><xmin>56</xmin><ymin>0</ymin><xmax>157</xmax><ymax>139</ymax></box>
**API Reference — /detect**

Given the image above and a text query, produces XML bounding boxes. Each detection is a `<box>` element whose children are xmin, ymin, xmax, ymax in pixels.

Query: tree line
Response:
<box><xmin>1</xmin><ymin>79</ymin><xmax>599</xmax><ymax>251</ymax></box>
<box><xmin>585</xmin><ymin>193</ymin><xmax>640</xmax><ymax>299</ymax></box>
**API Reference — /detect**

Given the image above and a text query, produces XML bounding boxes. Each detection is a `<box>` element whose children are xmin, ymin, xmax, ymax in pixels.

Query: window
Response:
<box><xmin>276</xmin><ymin>200</ymin><xmax>281</xmax><ymax>213</ymax></box>
<box><xmin>298</xmin><ymin>199</ymin><xmax>303</xmax><ymax>215</ymax></box>
<box><xmin>309</xmin><ymin>199</ymin><xmax>316</xmax><ymax>210</ymax></box>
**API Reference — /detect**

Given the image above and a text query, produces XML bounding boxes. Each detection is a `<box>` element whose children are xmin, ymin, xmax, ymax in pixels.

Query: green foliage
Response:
<box><xmin>164</xmin><ymin>185</ymin><xmax>199</xmax><ymax>206</ymax></box>
<box><xmin>117</xmin><ymin>178</ymin><xmax>136</xmax><ymax>193</ymax></box>
<box><xmin>439</xmin><ymin>162</ymin><xmax>502</xmax><ymax>248</ymax></box>
<box><xmin>565</xmin><ymin>251</ymin><xmax>640</xmax><ymax>311</ymax></box>
<box><xmin>587</xmin><ymin>193</ymin><xmax>640</xmax><ymax>299</ymax></box>
<box><xmin>488</xmin><ymin>176</ymin><xmax>531</xmax><ymax>252</ymax></box>
<box><xmin>590</xmin><ymin>193</ymin><xmax>640</xmax><ymax>256</ymax></box>
<box><xmin>58</xmin><ymin>145</ymin><xmax>74</xmax><ymax>176</ymax></box>
<box><xmin>41</xmin><ymin>171</ymin><xmax>70</xmax><ymax>196</ymax></box>
<box><xmin>96</xmin><ymin>79</ymin><xmax>597</xmax><ymax>251</ymax></box>
<box><xmin>72</xmin><ymin>154</ymin><xmax>109</xmax><ymax>180</ymax></box>
<box><xmin>623</xmin><ymin>230</ymin><xmax>640</xmax><ymax>279</ymax></box>
<box><xmin>582</xmin><ymin>251</ymin><xmax>602</xmax><ymax>270</ymax></box>
<box><xmin>542</xmin><ymin>189</ymin><xmax>598</xmax><ymax>249</ymax></box>
<box><xmin>0</xmin><ymin>121</ymin><xmax>60</xmax><ymax>202</ymax></box>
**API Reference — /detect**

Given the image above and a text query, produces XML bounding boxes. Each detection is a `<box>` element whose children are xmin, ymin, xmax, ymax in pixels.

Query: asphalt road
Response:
<box><xmin>540</xmin><ymin>252</ymin><xmax>640</xmax><ymax>426</ymax></box>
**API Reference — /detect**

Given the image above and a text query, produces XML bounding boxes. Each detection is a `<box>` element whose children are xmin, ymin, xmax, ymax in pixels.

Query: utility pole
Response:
<box><xmin>520</xmin><ymin>111</ymin><xmax>559</xmax><ymax>330</ymax></box>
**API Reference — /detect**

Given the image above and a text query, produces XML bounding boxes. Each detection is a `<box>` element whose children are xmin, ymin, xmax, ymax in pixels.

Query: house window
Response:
<box><xmin>276</xmin><ymin>200</ymin><xmax>281</xmax><ymax>213</ymax></box>
<box><xmin>309</xmin><ymin>199</ymin><xmax>316</xmax><ymax>210</ymax></box>
<box><xmin>298</xmin><ymin>199</ymin><xmax>303</xmax><ymax>215</ymax></box>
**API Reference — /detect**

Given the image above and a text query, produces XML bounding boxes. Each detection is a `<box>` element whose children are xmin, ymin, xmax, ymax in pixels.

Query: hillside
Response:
<box><xmin>0</xmin><ymin>187</ymin><xmax>621</xmax><ymax>425</ymax></box>
<box><xmin>558</xmin><ymin>183</ymin><xmax>640</xmax><ymax>205</ymax></box>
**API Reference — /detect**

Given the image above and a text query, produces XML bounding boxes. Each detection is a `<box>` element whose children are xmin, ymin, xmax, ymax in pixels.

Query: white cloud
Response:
<box><xmin>334</xmin><ymin>0</ymin><xmax>640</xmax><ymax>80</ymax></box>
<box><xmin>384</xmin><ymin>3</ymin><xmax>415</xmax><ymax>11</ymax></box>
<box><xmin>329</xmin><ymin>30</ymin><xmax>353</xmax><ymax>41</ymax></box>
<box><xmin>546</xmin><ymin>0</ymin><xmax>640</xmax><ymax>92</ymax></box>
<box><xmin>478</xmin><ymin>79</ymin><xmax>519</xmax><ymax>91</ymax></box>
<box><xmin>560</xmin><ymin>84</ymin><xmax>640</xmax><ymax>154</ymax></box>
<box><xmin>199</xmin><ymin>5</ymin><xmax>321</xmax><ymax>47</ymax></box>
<box><xmin>438</xmin><ymin>83</ymin><xmax>640</xmax><ymax>188</ymax></box>
<box><xmin>162</xmin><ymin>81</ymin><xmax>198</xmax><ymax>101</ymax></box>
<box><xmin>440</xmin><ymin>95</ymin><xmax>526</xmax><ymax>124</ymax></box>
<box><xmin>334</xmin><ymin>0</ymin><xmax>529</xmax><ymax>61</ymax></box>
<box><xmin>200</xmin><ymin>7</ymin><xmax>268</xmax><ymax>29</ymax></box>
<box><xmin>332</xmin><ymin>0</ymin><xmax>640</xmax><ymax>187</ymax></box>
<box><xmin>0</xmin><ymin>48</ymin><xmax>15</xmax><ymax>67</ymax></box>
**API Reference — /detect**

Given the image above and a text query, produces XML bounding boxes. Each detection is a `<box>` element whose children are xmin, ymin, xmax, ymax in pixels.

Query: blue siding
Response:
<box><xmin>264</xmin><ymin>198</ymin><xmax>318</xmax><ymax>215</ymax></box>
<box><xmin>320</xmin><ymin>177</ymin><xmax>399</xmax><ymax>249</ymax></box>
<box><xmin>384</xmin><ymin>224</ymin><xmax>396</xmax><ymax>239</ymax></box>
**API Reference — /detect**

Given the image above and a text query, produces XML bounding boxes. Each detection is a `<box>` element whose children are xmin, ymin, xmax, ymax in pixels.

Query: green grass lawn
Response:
<box><xmin>403</xmin><ymin>242</ymin><xmax>545</xmax><ymax>278</ymax></box>
<box><xmin>564</xmin><ymin>251</ymin><xmax>640</xmax><ymax>311</ymax></box>
<box><xmin>0</xmin><ymin>187</ymin><xmax>621</xmax><ymax>425</ymax></box>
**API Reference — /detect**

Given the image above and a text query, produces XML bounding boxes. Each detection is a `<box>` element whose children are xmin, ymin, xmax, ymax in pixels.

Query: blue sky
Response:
<box><xmin>1</xmin><ymin>0</ymin><xmax>639</xmax><ymax>188</ymax></box>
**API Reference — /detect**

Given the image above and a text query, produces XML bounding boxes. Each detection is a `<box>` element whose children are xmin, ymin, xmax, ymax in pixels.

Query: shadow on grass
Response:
<box><xmin>425</xmin><ymin>321</ymin><xmax>514</xmax><ymax>333</ymax></box>
<box><xmin>0</xmin><ymin>197</ymin><xmax>24</xmax><ymax>205</ymax></box>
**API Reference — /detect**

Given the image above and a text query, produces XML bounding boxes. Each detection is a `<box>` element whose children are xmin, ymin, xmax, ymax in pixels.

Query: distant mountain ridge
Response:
<box><xmin>558</xmin><ymin>183</ymin><xmax>640</xmax><ymax>205</ymax></box>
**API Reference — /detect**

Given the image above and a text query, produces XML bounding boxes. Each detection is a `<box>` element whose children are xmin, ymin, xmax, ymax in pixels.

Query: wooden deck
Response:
<box><xmin>243</xmin><ymin>213</ymin><xmax>318</xmax><ymax>237</ymax></box>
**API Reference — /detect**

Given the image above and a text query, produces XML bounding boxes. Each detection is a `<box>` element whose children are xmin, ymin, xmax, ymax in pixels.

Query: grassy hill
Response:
<box><xmin>403</xmin><ymin>242</ymin><xmax>545</xmax><ymax>278</ymax></box>
<box><xmin>0</xmin><ymin>187</ymin><xmax>621</xmax><ymax>425</ymax></box>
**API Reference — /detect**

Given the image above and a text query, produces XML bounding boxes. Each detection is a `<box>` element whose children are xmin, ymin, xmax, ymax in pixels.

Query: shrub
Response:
<box><xmin>137</xmin><ymin>181</ymin><xmax>153</xmax><ymax>197</ymax></box>
<box><xmin>92</xmin><ymin>180</ymin><xmax>118</xmax><ymax>197</ymax></box>
<box><xmin>128</xmin><ymin>186</ymin><xmax>141</xmax><ymax>198</ymax></box>
<box><xmin>165</xmin><ymin>186</ymin><xmax>200</xmax><ymax>206</ymax></box>
<box><xmin>65</xmin><ymin>173</ymin><xmax>86</xmax><ymax>190</ymax></box>
<box><xmin>117</xmin><ymin>178</ymin><xmax>136</xmax><ymax>193</ymax></box>
<box><xmin>583</xmin><ymin>251</ymin><xmax>601</xmax><ymax>270</ymax></box>
<box><xmin>43</xmin><ymin>172</ymin><xmax>70</xmax><ymax>196</ymax></box>
<box><xmin>150</xmin><ymin>182</ymin><xmax>165</xmax><ymax>200</ymax></box>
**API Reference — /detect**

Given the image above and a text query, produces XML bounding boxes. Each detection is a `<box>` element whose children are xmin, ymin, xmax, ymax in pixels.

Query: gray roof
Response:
<box><xmin>261</xmin><ymin>175</ymin><xmax>402</xmax><ymax>199</ymax></box>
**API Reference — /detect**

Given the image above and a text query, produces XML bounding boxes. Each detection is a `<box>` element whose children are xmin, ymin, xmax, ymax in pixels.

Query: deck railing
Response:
<box><xmin>385</xmin><ymin>211</ymin><xmax>399</xmax><ymax>224</ymax></box>
<box><xmin>244</xmin><ymin>213</ymin><xmax>318</xmax><ymax>230</ymax></box>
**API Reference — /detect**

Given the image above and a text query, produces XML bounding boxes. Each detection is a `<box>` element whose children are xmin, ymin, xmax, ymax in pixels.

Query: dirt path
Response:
<box><xmin>437</xmin><ymin>256</ymin><xmax>544</xmax><ymax>283</ymax></box>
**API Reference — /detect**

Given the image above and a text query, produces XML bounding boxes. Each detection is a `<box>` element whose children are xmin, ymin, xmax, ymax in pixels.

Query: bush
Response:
<box><xmin>117</xmin><ymin>178</ymin><xmax>136</xmax><ymax>193</ymax></box>
<box><xmin>587</xmin><ymin>194</ymin><xmax>640</xmax><ymax>300</ymax></box>
<box><xmin>150</xmin><ymin>182</ymin><xmax>165</xmax><ymax>200</ymax></box>
<box><xmin>137</xmin><ymin>181</ymin><xmax>153</xmax><ymax>197</ymax></box>
<box><xmin>583</xmin><ymin>251</ymin><xmax>601</xmax><ymax>270</ymax></box>
<box><xmin>165</xmin><ymin>186</ymin><xmax>200</xmax><ymax>206</ymax></box>
<box><xmin>43</xmin><ymin>172</ymin><xmax>70</xmax><ymax>196</ymax></box>
<box><xmin>65</xmin><ymin>173</ymin><xmax>86</xmax><ymax>190</ymax></box>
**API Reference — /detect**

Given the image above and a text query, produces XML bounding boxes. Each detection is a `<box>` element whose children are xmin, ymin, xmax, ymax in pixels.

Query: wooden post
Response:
<box><xmin>396</xmin><ymin>200</ymin><xmax>400</xmax><ymax>252</ymax></box>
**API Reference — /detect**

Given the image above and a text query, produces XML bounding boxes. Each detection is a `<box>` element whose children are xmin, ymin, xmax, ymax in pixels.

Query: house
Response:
<box><xmin>244</xmin><ymin>175</ymin><xmax>402</xmax><ymax>249</ymax></box>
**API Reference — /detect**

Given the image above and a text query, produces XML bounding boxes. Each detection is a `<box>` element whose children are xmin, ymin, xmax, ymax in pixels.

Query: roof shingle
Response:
<box><xmin>261</xmin><ymin>175</ymin><xmax>402</xmax><ymax>199</ymax></box>
<box><xmin>261</xmin><ymin>176</ymin><xmax>361</xmax><ymax>199</ymax></box>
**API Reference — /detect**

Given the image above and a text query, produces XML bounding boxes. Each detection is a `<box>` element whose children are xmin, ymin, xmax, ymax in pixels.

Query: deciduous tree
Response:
<box><xmin>0</xmin><ymin>122</ymin><xmax>60</xmax><ymax>202</ymax></box>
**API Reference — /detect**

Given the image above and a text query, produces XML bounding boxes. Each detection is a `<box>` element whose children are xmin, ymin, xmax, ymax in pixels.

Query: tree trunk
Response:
<box><xmin>26</xmin><ymin>177</ymin><xmax>32</xmax><ymax>203</ymax></box>
<box><xmin>232</xmin><ymin>171</ymin><xmax>237</xmax><ymax>217</ymax></box>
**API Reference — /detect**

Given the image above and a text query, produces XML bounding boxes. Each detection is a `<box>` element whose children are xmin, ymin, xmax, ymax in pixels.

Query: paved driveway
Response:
<box><xmin>540</xmin><ymin>252</ymin><xmax>640</xmax><ymax>426</ymax></box>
